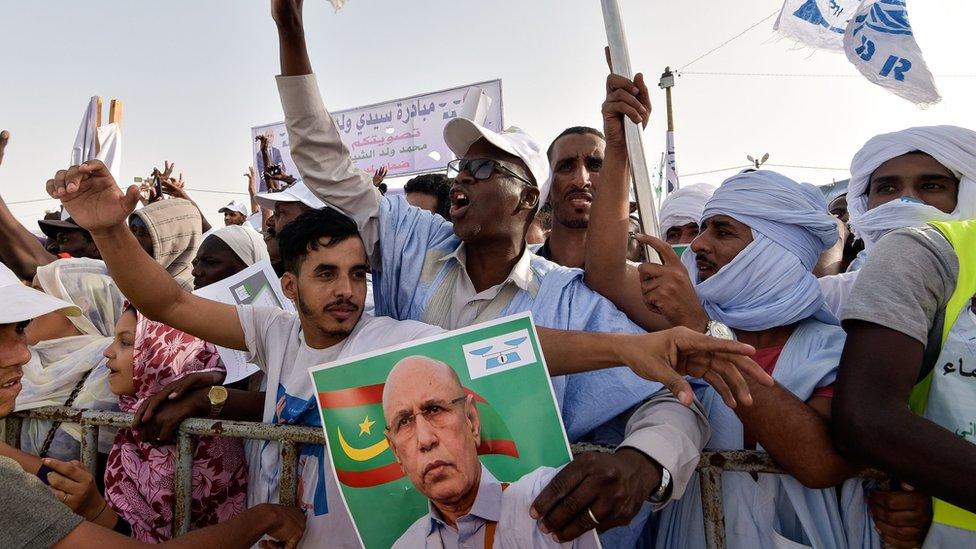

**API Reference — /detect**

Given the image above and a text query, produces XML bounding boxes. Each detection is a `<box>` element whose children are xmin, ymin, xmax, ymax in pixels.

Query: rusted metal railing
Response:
<box><xmin>8</xmin><ymin>407</ymin><xmax>889</xmax><ymax>547</ymax></box>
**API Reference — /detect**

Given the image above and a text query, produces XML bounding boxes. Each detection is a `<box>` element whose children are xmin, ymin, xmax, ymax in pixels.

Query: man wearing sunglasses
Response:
<box><xmin>269</xmin><ymin>0</ymin><xmax>765</xmax><ymax>544</ymax></box>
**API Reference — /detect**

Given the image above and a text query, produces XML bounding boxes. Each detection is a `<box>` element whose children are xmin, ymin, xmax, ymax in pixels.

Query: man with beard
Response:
<box><xmin>534</xmin><ymin>127</ymin><xmax>605</xmax><ymax>268</ymax></box>
<box><xmin>266</xmin><ymin>1</ymin><xmax>774</xmax><ymax>544</ymax></box>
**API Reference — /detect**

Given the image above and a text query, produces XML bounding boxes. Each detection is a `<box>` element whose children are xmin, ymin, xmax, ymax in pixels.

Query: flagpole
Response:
<box><xmin>600</xmin><ymin>0</ymin><xmax>661</xmax><ymax>246</ymax></box>
<box><xmin>660</xmin><ymin>66</ymin><xmax>680</xmax><ymax>194</ymax></box>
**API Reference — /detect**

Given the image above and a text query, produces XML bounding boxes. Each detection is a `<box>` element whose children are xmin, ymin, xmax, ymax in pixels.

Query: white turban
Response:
<box><xmin>659</xmin><ymin>183</ymin><xmax>716</xmax><ymax>234</ymax></box>
<box><xmin>848</xmin><ymin>125</ymin><xmax>976</xmax><ymax>251</ymax></box>
<box><xmin>209</xmin><ymin>225</ymin><xmax>270</xmax><ymax>266</ymax></box>
<box><xmin>682</xmin><ymin>171</ymin><xmax>838</xmax><ymax>331</ymax></box>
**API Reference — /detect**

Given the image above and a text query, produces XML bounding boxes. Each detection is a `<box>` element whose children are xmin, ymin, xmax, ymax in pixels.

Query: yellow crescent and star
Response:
<box><xmin>337</xmin><ymin>414</ymin><xmax>389</xmax><ymax>462</ymax></box>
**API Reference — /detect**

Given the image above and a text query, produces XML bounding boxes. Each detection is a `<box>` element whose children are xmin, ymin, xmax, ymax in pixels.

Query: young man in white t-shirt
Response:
<box><xmin>47</xmin><ymin>160</ymin><xmax>764</xmax><ymax>547</ymax></box>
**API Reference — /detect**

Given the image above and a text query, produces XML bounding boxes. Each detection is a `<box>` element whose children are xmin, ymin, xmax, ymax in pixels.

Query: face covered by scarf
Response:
<box><xmin>848</xmin><ymin>125</ymin><xmax>976</xmax><ymax>253</ymax></box>
<box><xmin>130</xmin><ymin>198</ymin><xmax>202</xmax><ymax>289</ymax></box>
<box><xmin>681</xmin><ymin>171</ymin><xmax>839</xmax><ymax>331</ymax></box>
<box><xmin>659</xmin><ymin>182</ymin><xmax>716</xmax><ymax>235</ymax></box>
<box><xmin>17</xmin><ymin>258</ymin><xmax>126</xmax><ymax>458</ymax></box>
<box><xmin>104</xmin><ymin>313</ymin><xmax>247</xmax><ymax>543</ymax></box>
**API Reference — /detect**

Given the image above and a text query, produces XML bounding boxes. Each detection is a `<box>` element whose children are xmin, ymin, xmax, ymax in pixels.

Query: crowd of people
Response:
<box><xmin>0</xmin><ymin>1</ymin><xmax>973</xmax><ymax>548</ymax></box>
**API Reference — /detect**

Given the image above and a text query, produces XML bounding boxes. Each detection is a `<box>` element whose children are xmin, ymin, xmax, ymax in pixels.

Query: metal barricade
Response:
<box><xmin>8</xmin><ymin>407</ymin><xmax>890</xmax><ymax>547</ymax></box>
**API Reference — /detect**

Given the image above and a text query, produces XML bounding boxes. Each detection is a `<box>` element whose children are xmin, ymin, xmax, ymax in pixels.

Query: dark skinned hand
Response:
<box><xmin>530</xmin><ymin>449</ymin><xmax>660</xmax><ymax>543</ymax></box>
<box><xmin>131</xmin><ymin>371</ymin><xmax>224</xmax><ymax>444</ymax></box>
<box><xmin>869</xmin><ymin>486</ymin><xmax>932</xmax><ymax>548</ymax></box>
<box><xmin>635</xmin><ymin>233</ymin><xmax>710</xmax><ymax>332</ymax></box>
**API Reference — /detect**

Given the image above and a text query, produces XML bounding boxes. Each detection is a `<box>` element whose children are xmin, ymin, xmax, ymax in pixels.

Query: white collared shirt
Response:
<box><xmin>438</xmin><ymin>243</ymin><xmax>535</xmax><ymax>330</ymax></box>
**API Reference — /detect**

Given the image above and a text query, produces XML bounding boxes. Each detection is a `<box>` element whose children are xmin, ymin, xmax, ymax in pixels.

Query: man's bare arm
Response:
<box><xmin>46</xmin><ymin>161</ymin><xmax>246</xmax><ymax>351</ymax></box>
<box><xmin>834</xmin><ymin>322</ymin><xmax>976</xmax><ymax>512</ymax></box>
<box><xmin>735</xmin><ymin>381</ymin><xmax>858</xmax><ymax>488</ymax></box>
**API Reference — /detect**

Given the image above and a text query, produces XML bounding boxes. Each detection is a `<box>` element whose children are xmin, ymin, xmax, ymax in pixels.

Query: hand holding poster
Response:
<box><xmin>310</xmin><ymin>313</ymin><xmax>600</xmax><ymax>549</ymax></box>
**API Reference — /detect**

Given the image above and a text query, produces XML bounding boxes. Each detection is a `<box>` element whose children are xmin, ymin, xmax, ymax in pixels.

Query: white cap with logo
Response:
<box><xmin>254</xmin><ymin>181</ymin><xmax>327</xmax><ymax>211</ymax></box>
<box><xmin>0</xmin><ymin>263</ymin><xmax>80</xmax><ymax>324</ymax></box>
<box><xmin>443</xmin><ymin>119</ymin><xmax>551</xmax><ymax>210</ymax></box>
<box><xmin>218</xmin><ymin>200</ymin><xmax>250</xmax><ymax>216</ymax></box>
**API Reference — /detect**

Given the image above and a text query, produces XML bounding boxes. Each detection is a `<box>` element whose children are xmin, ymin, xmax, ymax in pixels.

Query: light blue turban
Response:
<box><xmin>681</xmin><ymin>170</ymin><xmax>840</xmax><ymax>331</ymax></box>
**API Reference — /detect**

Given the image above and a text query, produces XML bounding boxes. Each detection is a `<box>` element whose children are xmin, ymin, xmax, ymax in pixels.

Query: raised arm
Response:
<box><xmin>271</xmin><ymin>0</ymin><xmax>383</xmax><ymax>257</ymax></box>
<box><xmin>583</xmin><ymin>72</ymin><xmax>673</xmax><ymax>332</ymax></box>
<box><xmin>46</xmin><ymin>160</ymin><xmax>245</xmax><ymax>351</ymax></box>
<box><xmin>0</xmin><ymin>130</ymin><xmax>57</xmax><ymax>279</ymax></box>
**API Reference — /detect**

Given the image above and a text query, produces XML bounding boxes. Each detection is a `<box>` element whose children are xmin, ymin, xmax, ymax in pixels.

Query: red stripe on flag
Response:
<box><xmin>319</xmin><ymin>384</ymin><xmax>490</xmax><ymax>408</ymax></box>
<box><xmin>335</xmin><ymin>461</ymin><xmax>406</xmax><ymax>488</ymax></box>
<box><xmin>478</xmin><ymin>438</ymin><xmax>519</xmax><ymax>458</ymax></box>
<box><xmin>319</xmin><ymin>383</ymin><xmax>385</xmax><ymax>408</ymax></box>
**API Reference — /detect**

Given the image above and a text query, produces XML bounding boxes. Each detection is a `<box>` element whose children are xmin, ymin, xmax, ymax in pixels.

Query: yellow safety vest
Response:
<box><xmin>909</xmin><ymin>219</ymin><xmax>976</xmax><ymax>532</ymax></box>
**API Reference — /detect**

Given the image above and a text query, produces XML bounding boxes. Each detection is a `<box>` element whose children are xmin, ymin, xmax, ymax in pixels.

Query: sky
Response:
<box><xmin>1</xmin><ymin>0</ymin><xmax>974</xmax><ymax>229</ymax></box>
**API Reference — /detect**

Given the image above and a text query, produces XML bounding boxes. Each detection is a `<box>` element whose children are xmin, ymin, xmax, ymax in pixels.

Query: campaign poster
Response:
<box><xmin>309</xmin><ymin>313</ymin><xmax>599</xmax><ymax>549</ymax></box>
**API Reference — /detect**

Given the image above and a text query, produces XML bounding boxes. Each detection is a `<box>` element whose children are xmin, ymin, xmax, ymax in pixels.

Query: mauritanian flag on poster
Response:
<box><xmin>309</xmin><ymin>313</ymin><xmax>579</xmax><ymax>549</ymax></box>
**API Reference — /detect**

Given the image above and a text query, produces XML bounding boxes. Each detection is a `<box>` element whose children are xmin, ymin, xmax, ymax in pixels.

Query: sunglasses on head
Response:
<box><xmin>447</xmin><ymin>158</ymin><xmax>535</xmax><ymax>187</ymax></box>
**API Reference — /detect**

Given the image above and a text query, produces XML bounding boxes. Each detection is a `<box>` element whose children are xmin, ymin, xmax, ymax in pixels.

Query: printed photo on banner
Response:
<box><xmin>251</xmin><ymin>123</ymin><xmax>303</xmax><ymax>193</ymax></box>
<box><xmin>253</xmin><ymin>79</ymin><xmax>503</xmax><ymax>184</ymax></box>
<box><xmin>309</xmin><ymin>313</ymin><xmax>600</xmax><ymax>549</ymax></box>
<box><xmin>194</xmin><ymin>260</ymin><xmax>292</xmax><ymax>383</ymax></box>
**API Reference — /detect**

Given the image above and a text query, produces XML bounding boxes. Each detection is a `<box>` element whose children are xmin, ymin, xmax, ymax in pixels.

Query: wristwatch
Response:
<box><xmin>705</xmin><ymin>320</ymin><xmax>735</xmax><ymax>341</ymax></box>
<box><xmin>207</xmin><ymin>385</ymin><xmax>228</xmax><ymax>419</ymax></box>
<box><xmin>649</xmin><ymin>466</ymin><xmax>673</xmax><ymax>504</ymax></box>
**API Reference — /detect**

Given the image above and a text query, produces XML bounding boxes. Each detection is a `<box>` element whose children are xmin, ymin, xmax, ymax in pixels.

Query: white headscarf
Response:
<box><xmin>209</xmin><ymin>225</ymin><xmax>270</xmax><ymax>266</ymax></box>
<box><xmin>17</xmin><ymin>259</ymin><xmax>125</xmax><ymax>458</ymax></box>
<box><xmin>848</xmin><ymin>125</ymin><xmax>976</xmax><ymax>251</ymax></box>
<box><xmin>659</xmin><ymin>183</ymin><xmax>716</xmax><ymax>235</ymax></box>
<box><xmin>682</xmin><ymin>171</ymin><xmax>838</xmax><ymax>331</ymax></box>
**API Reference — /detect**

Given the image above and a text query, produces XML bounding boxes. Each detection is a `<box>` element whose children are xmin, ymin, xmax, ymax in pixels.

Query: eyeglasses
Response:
<box><xmin>447</xmin><ymin>158</ymin><xmax>536</xmax><ymax>187</ymax></box>
<box><xmin>386</xmin><ymin>395</ymin><xmax>468</xmax><ymax>441</ymax></box>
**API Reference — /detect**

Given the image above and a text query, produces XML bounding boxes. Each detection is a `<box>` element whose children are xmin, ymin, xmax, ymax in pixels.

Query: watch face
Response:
<box><xmin>209</xmin><ymin>385</ymin><xmax>229</xmax><ymax>405</ymax></box>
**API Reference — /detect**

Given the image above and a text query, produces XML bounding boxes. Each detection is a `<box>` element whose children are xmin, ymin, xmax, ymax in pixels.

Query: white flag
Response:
<box><xmin>665</xmin><ymin>130</ymin><xmax>679</xmax><ymax>194</ymax></box>
<box><xmin>843</xmin><ymin>0</ymin><xmax>940</xmax><ymax>105</ymax></box>
<box><xmin>70</xmin><ymin>97</ymin><xmax>99</xmax><ymax>166</ymax></box>
<box><xmin>96</xmin><ymin>123</ymin><xmax>123</xmax><ymax>183</ymax></box>
<box><xmin>775</xmin><ymin>0</ymin><xmax>860</xmax><ymax>51</ymax></box>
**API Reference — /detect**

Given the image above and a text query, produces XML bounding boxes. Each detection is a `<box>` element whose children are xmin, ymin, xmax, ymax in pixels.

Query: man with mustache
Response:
<box><xmin>265</xmin><ymin>1</ymin><xmax>774</xmax><ymax>544</ymax></box>
<box><xmin>384</xmin><ymin>356</ymin><xmax>597</xmax><ymax>549</ymax></box>
<box><xmin>534</xmin><ymin>127</ymin><xmax>605</xmax><ymax>269</ymax></box>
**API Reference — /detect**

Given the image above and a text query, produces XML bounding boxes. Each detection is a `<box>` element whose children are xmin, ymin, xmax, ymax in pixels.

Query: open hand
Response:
<box><xmin>46</xmin><ymin>160</ymin><xmax>141</xmax><ymax>233</ymax></box>
<box><xmin>617</xmin><ymin>327</ymin><xmax>770</xmax><ymax>408</ymax></box>
<box><xmin>635</xmin><ymin>233</ymin><xmax>710</xmax><ymax>331</ymax></box>
<box><xmin>372</xmin><ymin>166</ymin><xmax>388</xmax><ymax>187</ymax></box>
<box><xmin>246</xmin><ymin>167</ymin><xmax>258</xmax><ymax>195</ymax></box>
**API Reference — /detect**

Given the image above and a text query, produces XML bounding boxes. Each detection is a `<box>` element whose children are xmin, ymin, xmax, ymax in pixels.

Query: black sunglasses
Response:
<box><xmin>447</xmin><ymin>158</ymin><xmax>535</xmax><ymax>187</ymax></box>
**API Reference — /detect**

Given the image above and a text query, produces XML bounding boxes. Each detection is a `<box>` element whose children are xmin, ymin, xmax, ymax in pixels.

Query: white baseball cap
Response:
<box><xmin>218</xmin><ymin>200</ymin><xmax>249</xmax><ymax>216</ymax></box>
<box><xmin>443</xmin><ymin>119</ymin><xmax>551</xmax><ymax>210</ymax></box>
<box><xmin>0</xmin><ymin>263</ymin><xmax>80</xmax><ymax>324</ymax></box>
<box><xmin>254</xmin><ymin>181</ymin><xmax>327</xmax><ymax>211</ymax></box>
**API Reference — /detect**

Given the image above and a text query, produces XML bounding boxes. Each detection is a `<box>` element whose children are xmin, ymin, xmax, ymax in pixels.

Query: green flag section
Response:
<box><xmin>310</xmin><ymin>313</ymin><xmax>573</xmax><ymax>549</ymax></box>
<box><xmin>318</xmin><ymin>384</ymin><xmax>520</xmax><ymax>488</ymax></box>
